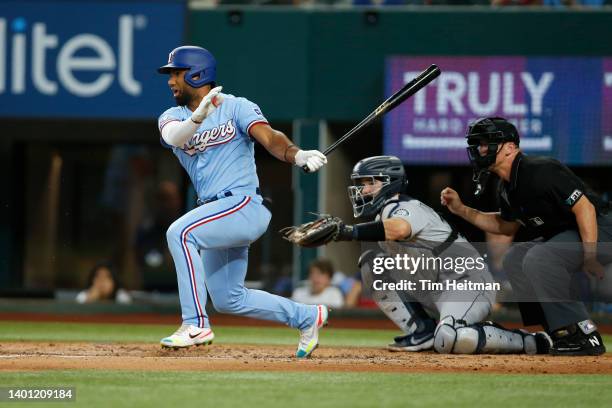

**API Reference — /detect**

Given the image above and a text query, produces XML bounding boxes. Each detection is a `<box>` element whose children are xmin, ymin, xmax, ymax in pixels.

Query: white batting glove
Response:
<box><xmin>191</xmin><ymin>86</ymin><xmax>224</xmax><ymax>123</ymax></box>
<box><xmin>294</xmin><ymin>150</ymin><xmax>328</xmax><ymax>172</ymax></box>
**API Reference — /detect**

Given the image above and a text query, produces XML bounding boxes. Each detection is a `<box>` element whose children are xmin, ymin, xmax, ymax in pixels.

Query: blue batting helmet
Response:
<box><xmin>158</xmin><ymin>46</ymin><xmax>216</xmax><ymax>88</ymax></box>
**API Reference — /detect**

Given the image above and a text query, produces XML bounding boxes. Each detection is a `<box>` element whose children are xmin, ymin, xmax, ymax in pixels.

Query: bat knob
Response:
<box><xmin>302</xmin><ymin>165</ymin><xmax>311</xmax><ymax>173</ymax></box>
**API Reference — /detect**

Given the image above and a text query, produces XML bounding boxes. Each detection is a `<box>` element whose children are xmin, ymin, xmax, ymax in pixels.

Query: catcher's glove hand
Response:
<box><xmin>280</xmin><ymin>214</ymin><xmax>353</xmax><ymax>248</ymax></box>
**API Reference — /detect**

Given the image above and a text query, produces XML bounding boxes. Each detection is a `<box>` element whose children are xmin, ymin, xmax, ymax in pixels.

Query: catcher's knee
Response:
<box><xmin>433</xmin><ymin>323</ymin><xmax>457</xmax><ymax>354</ymax></box>
<box><xmin>434</xmin><ymin>316</ymin><xmax>477</xmax><ymax>354</ymax></box>
<box><xmin>434</xmin><ymin>318</ymin><xmax>536</xmax><ymax>354</ymax></box>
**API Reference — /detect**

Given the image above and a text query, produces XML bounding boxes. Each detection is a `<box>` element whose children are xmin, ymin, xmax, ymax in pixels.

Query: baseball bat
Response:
<box><xmin>302</xmin><ymin>64</ymin><xmax>441</xmax><ymax>172</ymax></box>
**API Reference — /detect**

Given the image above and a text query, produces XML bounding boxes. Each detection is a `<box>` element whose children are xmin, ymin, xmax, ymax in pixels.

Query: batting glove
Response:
<box><xmin>294</xmin><ymin>150</ymin><xmax>327</xmax><ymax>173</ymax></box>
<box><xmin>191</xmin><ymin>86</ymin><xmax>224</xmax><ymax>123</ymax></box>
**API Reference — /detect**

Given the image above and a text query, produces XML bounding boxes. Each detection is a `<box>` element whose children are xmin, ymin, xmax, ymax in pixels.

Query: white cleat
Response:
<box><xmin>160</xmin><ymin>324</ymin><xmax>215</xmax><ymax>349</ymax></box>
<box><xmin>296</xmin><ymin>305</ymin><xmax>329</xmax><ymax>358</ymax></box>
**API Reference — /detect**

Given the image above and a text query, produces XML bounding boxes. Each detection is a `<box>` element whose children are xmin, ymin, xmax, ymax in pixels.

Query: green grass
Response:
<box><xmin>0</xmin><ymin>321</ymin><xmax>396</xmax><ymax>347</ymax></box>
<box><xmin>1</xmin><ymin>321</ymin><xmax>611</xmax><ymax>408</ymax></box>
<box><xmin>0</xmin><ymin>371</ymin><xmax>611</xmax><ymax>408</ymax></box>
<box><xmin>0</xmin><ymin>321</ymin><xmax>611</xmax><ymax>350</ymax></box>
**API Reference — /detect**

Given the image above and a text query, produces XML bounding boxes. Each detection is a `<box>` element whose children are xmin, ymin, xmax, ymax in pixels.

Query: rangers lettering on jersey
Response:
<box><xmin>187</xmin><ymin>119</ymin><xmax>236</xmax><ymax>153</ymax></box>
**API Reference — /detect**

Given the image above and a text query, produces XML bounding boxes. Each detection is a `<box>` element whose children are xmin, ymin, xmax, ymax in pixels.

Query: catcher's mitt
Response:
<box><xmin>280</xmin><ymin>214</ymin><xmax>346</xmax><ymax>248</ymax></box>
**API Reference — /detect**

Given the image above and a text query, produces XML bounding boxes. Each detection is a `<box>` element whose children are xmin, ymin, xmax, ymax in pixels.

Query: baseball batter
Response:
<box><xmin>284</xmin><ymin>156</ymin><xmax>550</xmax><ymax>354</ymax></box>
<box><xmin>156</xmin><ymin>45</ymin><xmax>328</xmax><ymax>358</ymax></box>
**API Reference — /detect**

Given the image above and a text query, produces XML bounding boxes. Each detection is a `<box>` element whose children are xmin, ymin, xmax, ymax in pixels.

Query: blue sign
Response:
<box><xmin>385</xmin><ymin>56</ymin><xmax>612</xmax><ymax>165</ymax></box>
<box><xmin>0</xmin><ymin>1</ymin><xmax>185</xmax><ymax>118</ymax></box>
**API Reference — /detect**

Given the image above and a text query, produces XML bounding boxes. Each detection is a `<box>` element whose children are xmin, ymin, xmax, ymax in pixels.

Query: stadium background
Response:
<box><xmin>1</xmin><ymin>1</ymin><xmax>612</xmax><ymax>406</ymax></box>
<box><xmin>3</xmin><ymin>1</ymin><xmax>612</xmax><ymax>292</ymax></box>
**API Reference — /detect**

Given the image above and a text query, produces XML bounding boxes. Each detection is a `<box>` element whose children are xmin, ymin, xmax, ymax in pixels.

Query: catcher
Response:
<box><xmin>283</xmin><ymin>155</ymin><xmax>550</xmax><ymax>355</ymax></box>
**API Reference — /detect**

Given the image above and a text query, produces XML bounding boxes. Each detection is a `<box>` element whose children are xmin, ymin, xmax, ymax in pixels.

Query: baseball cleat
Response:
<box><xmin>296</xmin><ymin>305</ymin><xmax>328</xmax><ymax>358</ymax></box>
<box><xmin>550</xmin><ymin>320</ymin><xmax>606</xmax><ymax>356</ymax></box>
<box><xmin>160</xmin><ymin>324</ymin><xmax>215</xmax><ymax>348</ymax></box>
<box><xmin>534</xmin><ymin>331</ymin><xmax>553</xmax><ymax>354</ymax></box>
<box><xmin>387</xmin><ymin>330</ymin><xmax>435</xmax><ymax>352</ymax></box>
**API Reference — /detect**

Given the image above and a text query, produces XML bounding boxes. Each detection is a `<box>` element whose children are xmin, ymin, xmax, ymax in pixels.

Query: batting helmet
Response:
<box><xmin>348</xmin><ymin>156</ymin><xmax>407</xmax><ymax>218</ymax></box>
<box><xmin>465</xmin><ymin>117</ymin><xmax>520</xmax><ymax>171</ymax></box>
<box><xmin>158</xmin><ymin>46</ymin><xmax>217</xmax><ymax>88</ymax></box>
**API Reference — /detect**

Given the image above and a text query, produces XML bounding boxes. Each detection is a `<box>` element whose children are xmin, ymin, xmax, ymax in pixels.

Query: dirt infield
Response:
<box><xmin>0</xmin><ymin>342</ymin><xmax>610</xmax><ymax>374</ymax></box>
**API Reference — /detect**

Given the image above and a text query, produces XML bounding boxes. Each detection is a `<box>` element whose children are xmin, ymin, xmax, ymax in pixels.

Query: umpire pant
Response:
<box><xmin>503</xmin><ymin>214</ymin><xmax>612</xmax><ymax>331</ymax></box>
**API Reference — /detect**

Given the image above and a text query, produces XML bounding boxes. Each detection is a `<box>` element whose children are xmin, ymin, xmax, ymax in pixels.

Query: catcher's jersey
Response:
<box><xmin>377</xmin><ymin>194</ymin><xmax>467</xmax><ymax>247</ymax></box>
<box><xmin>374</xmin><ymin>194</ymin><xmax>494</xmax><ymax>310</ymax></box>
<box><xmin>157</xmin><ymin>93</ymin><xmax>268</xmax><ymax>201</ymax></box>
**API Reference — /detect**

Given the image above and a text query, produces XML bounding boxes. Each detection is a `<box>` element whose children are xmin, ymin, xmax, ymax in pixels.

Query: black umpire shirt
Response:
<box><xmin>498</xmin><ymin>152</ymin><xmax>609</xmax><ymax>241</ymax></box>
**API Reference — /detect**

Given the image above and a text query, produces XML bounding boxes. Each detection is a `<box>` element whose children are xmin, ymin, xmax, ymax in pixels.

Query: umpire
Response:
<box><xmin>441</xmin><ymin>117</ymin><xmax>611</xmax><ymax>356</ymax></box>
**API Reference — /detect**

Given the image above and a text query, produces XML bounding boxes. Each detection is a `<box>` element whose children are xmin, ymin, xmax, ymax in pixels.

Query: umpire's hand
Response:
<box><xmin>583</xmin><ymin>257</ymin><xmax>605</xmax><ymax>280</ymax></box>
<box><xmin>441</xmin><ymin>187</ymin><xmax>464</xmax><ymax>215</ymax></box>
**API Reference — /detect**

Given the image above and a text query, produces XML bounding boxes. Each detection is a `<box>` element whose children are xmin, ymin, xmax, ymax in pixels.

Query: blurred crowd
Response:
<box><xmin>290</xmin><ymin>258</ymin><xmax>363</xmax><ymax>309</ymax></box>
<box><xmin>208</xmin><ymin>0</ymin><xmax>612</xmax><ymax>7</ymax></box>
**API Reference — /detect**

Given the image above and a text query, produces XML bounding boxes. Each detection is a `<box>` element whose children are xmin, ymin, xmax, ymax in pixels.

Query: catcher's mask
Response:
<box><xmin>348</xmin><ymin>155</ymin><xmax>406</xmax><ymax>218</ymax></box>
<box><xmin>466</xmin><ymin>117</ymin><xmax>520</xmax><ymax>196</ymax></box>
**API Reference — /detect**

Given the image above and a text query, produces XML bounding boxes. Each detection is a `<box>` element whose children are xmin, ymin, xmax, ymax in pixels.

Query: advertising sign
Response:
<box><xmin>0</xmin><ymin>1</ymin><xmax>185</xmax><ymax>118</ymax></box>
<box><xmin>385</xmin><ymin>56</ymin><xmax>612</xmax><ymax>165</ymax></box>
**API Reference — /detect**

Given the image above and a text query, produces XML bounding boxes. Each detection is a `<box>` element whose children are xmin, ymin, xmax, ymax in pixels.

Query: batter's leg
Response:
<box><xmin>165</xmin><ymin>209</ymin><xmax>212</xmax><ymax>329</ymax></box>
<box><xmin>203</xmin><ymin>246</ymin><xmax>317</xmax><ymax>329</ymax></box>
<box><xmin>164</xmin><ymin>195</ymin><xmax>267</xmax><ymax>329</ymax></box>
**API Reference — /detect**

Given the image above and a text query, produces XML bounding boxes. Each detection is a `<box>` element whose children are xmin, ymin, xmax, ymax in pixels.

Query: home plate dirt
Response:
<box><xmin>0</xmin><ymin>342</ymin><xmax>610</xmax><ymax>374</ymax></box>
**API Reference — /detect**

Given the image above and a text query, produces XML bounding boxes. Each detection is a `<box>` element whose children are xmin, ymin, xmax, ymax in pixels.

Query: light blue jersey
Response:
<box><xmin>158</xmin><ymin>94</ymin><xmax>268</xmax><ymax>201</ymax></box>
<box><xmin>158</xmin><ymin>92</ymin><xmax>318</xmax><ymax>331</ymax></box>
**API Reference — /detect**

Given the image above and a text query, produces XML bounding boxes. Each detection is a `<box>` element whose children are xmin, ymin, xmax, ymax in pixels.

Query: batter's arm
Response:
<box><xmin>160</xmin><ymin>87</ymin><xmax>223</xmax><ymax>147</ymax></box>
<box><xmin>249</xmin><ymin>123</ymin><xmax>298</xmax><ymax>163</ymax></box>
<box><xmin>250</xmin><ymin>123</ymin><xmax>327</xmax><ymax>172</ymax></box>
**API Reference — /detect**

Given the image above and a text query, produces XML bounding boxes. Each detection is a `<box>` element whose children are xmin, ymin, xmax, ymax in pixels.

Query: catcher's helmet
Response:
<box><xmin>348</xmin><ymin>155</ymin><xmax>407</xmax><ymax>218</ymax></box>
<box><xmin>158</xmin><ymin>46</ymin><xmax>216</xmax><ymax>88</ymax></box>
<box><xmin>466</xmin><ymin>117</ymin><xmax>520</xmax><ymax>171</ymax></box>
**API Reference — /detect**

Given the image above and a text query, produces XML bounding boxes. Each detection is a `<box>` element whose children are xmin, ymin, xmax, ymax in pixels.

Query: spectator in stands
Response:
<box><xmin>292</xmin><ymin>259</ymin><xmax>345</xmax><ymax>308</ymax></box>
<box><xmin>542</xmin><ymin>0</ymin><xmax>605</xmax><ymax>6</ymax></box>
<box><xmin>352</xmin><ymin>0</ymin><xmax>491</xmax><ymax>5</ymax></box>
<box><xmin>272</xmin><ymin>264</ymin><xmax>294</xmax><ymax>298</ymax></box>
<box><xmin>491</xmin><ymin>0</ymin><xmax>542</xmax><ymax>5</ymax></box>
<box><xmin>76</xmin><ymin>262</ymin><xmax>132</xmax><ymax>304</ymax></box>
<box><xmin>352</xmin><ymin>0</ymin><xmax>425</xmax><ymax>5</ymax></box>
<box><xmin>332</xmin><ymin>270</ymin><xmax>363</xmax><ymax>308</ymax></box>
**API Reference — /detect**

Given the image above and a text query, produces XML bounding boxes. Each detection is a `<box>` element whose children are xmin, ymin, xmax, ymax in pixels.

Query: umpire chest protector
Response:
<box><xmin>499</xmin><ymin>153</ymin><xmax>609</xmax><ymax>240</ymax></box>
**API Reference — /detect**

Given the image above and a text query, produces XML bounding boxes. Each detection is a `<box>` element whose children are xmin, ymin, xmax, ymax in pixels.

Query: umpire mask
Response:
<box><xmin>465</xmin><ymin>117</ymin><xmax>520</xmax><ymax>196</ymax></box>
<box><xmin>348</xmin><ymin>156</ymin><xmax>406</xmax><ymax>218</ymax></box>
